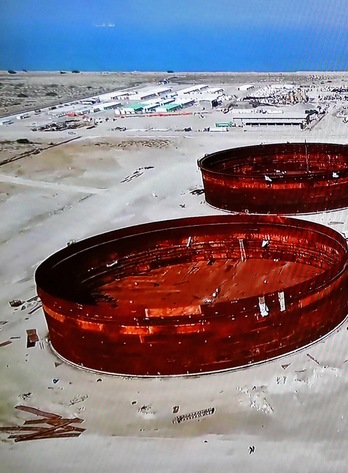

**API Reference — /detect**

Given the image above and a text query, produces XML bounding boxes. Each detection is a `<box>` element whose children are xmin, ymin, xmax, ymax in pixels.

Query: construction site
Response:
<box><xmin>0</xmin><ymin>71</ymin><xmax>348</xmax><ymax>473</ymax></box>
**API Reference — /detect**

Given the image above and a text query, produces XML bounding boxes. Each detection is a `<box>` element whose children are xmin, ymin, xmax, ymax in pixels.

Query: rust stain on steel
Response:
<box><xmin>35</xmin><ymin>215</ymin><xmax>348</xmax><ymax>376</ymax></box>
<box><xmin>197</xmin><ymin>142</ymin><xmax>348</xmax><ymax>214</ymax></box>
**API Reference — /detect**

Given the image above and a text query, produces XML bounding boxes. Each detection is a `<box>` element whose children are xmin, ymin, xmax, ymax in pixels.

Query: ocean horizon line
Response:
<box><xmin>2</xmin><ymin>69</ymin><xmax>347</xmax><ymax>75</ymax></box>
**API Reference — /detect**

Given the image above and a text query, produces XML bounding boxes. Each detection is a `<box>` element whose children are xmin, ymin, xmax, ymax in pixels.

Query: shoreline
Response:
<box><xmin>2</xmin><ymin>69</ymin><xmax>348</xmax><ymax>74</ymax></box>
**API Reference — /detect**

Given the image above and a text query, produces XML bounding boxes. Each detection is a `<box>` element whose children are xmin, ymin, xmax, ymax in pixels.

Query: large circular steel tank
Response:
<box><xmin>36</xmin><ymin>215</ymin><xmax>348</xmax><ymax>376</ymax></box>
<box><xmin>198</xmin><ymin>142</ymin><xmax>348</xmax><ymax>214</ymax></box>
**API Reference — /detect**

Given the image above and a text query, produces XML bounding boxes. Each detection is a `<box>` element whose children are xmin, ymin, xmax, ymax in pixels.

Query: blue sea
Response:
<box><xmin>1</xmin><ymin>22</ymin><xmax>347</xmax><ymax>72</ymax></box>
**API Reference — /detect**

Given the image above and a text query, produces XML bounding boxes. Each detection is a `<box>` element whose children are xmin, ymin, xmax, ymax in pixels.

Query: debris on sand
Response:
<box><xmin>69</xmin><ymin>394</ymin><xmax>88</xmax><ymax>406</ymax></box>
<box><xmin>121</xmin><ymin>166</ymin><xmax>154</xmax><ymax>183</ymax></box>
<box><xmin>0</xmin><ymin>405</ymin><xmax>85</xmax><ymax>442</ymax></box>
<box><xmin>172</xmin><ymin>407</ymin><xmax>215</xmax><ymax>424</ymax></box>
<box><xmin>190</xmin><ymin>188</ymin><xmax>204</xmax><ymax>195</ymax></box>
<box><xmin>9</xmin><ymin>299</ymin><xmax>23</xmax><ymax>308</ymax></box>
<box><xmin>26</xmin><ymin>329</ymin><xmax>39</xmax><ymax>348</ymax></box>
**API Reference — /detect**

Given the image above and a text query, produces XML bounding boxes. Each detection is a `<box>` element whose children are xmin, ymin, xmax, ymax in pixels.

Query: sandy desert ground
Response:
<box><xmin>0</xmin><ymin>69</ymin><xmax>337</xmax><ymax>117</ymax></box>
<box><xmin>0</xmin><ymin>72</ymin><xmax>348</xmax><ymax>472</ymax></box>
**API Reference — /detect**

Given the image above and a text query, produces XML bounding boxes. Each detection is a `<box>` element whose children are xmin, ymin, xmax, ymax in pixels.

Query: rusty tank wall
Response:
<box><xmin>36</xmin><ymin>215</ymin><xmax>348</xmax><ymax>376</ymax></box>
<box><xmin>198</xmin><ymin>142</ymin><xmax>348</xmax><ymax>214</ymax></box>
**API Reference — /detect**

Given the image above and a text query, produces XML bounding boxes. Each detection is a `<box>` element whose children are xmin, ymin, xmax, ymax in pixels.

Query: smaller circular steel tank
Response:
<box><xmin>198</xmin><ymin>142</ymin><xmax>348</xmax><ymax>214</ymax></box>
<box><xmin>36</xmin><ymin>215</ymin><xmax>348</xmax><ymax>376</ymax></box>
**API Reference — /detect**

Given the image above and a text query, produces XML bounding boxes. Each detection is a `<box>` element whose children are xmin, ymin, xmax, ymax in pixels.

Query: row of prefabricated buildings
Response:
<box><xmin>0</xmin><ymin>83</ymin><xmax>318</xmax><ymax>130</ymax></box>
<box><xmin>74</xmin><ymin>84</ymin><xmax>226</xmax><ymax>115</ymax></box>
<box><xmin>64</xmin><ymin>83</ymin><xmax>316</xmax><ymax>129</ymax></box>
<box><xmin>0</xmin><ymin>84</ymin><xmax>226</xmax><ymax>126</ymax></box>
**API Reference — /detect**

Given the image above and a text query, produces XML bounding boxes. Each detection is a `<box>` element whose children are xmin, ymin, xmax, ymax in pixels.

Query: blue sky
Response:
<box><xmin>1</xmin><ymin>0</ymin><xmax>347</xmax><ymax>28</ymax></box>
<box><xmin>1</xmin><ymin>0</ymin><xmax>348</xmax><ymax>71</ymax></box>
